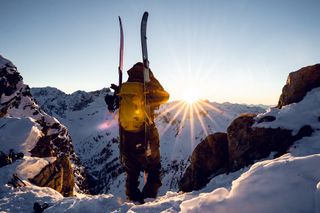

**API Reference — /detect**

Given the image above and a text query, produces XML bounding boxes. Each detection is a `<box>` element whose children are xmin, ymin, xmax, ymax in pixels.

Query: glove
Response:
<box><xmin>105</xmin><ymin>94</ymin><xmax>119</xmax><ymax>112</ymax></box>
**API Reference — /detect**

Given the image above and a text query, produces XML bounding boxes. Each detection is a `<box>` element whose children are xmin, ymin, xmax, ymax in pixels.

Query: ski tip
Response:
<box><xmin>143</xmin><ymin>11</ymin><xmax>149</xmax><ymax>17</ymax></box>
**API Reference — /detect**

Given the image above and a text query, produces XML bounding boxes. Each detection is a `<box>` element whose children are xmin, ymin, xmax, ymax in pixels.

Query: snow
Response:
<box><xmin>0</xmin><ymin>117</ymin><xmax>43</xmax><ymax>155</ymax></box>
<box><xmin>1</xmin><ymin>96</ymin><xmax>320</xmax><ymax>212</ymax></box>
<box><xmin>0</xmin><ymin>156</ymin><xmax>55</xmax><ymax>185</ymax></box>
<box><xmin>255</xmin><ymin>87</ymin><xmax>320</xmax><ymax>134</ymax></box>
<box><xmin>4</xmin><ymin>93</ymin><xmax>42</xmax><ymax>120</ymax></box>
<box><xmin>1</xmin><ymin>56</ymin><xmax>320</xmax><ymax>212</ymax></box>
<box><xmin>16</xmin><ymin>156</ymin><xmax>56</xmax><ymax>180</ymax></box>
<box><xmin>290</xmin><ymin>131</ymin><xmax>320</xmax><ymax>157</ymax></box>
<box><xmin>0</xmin><ymin>156</ymin><xmax>58</xmax><ymax>213</ymax></box>
<box><xmin>0</xmin><ymin>55</ymin><xmax>14</xmax><ymax>69</ymax></box>
<box><xmin>180</xmin><ymin>154</ymin><xmax>320</xmax><ymax>213</ymax></box>
<box><xmin>0</xmin><ymin>184</ymin><xmax>63</xmax><ymax>213</ymax></box>
<box><xmin>2</xmin><ymin>146</ymin><xmax>320</xmax><ymax>212</ymax></box>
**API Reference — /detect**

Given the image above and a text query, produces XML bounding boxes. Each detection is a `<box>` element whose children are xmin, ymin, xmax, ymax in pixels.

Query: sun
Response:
<box><xmin>182</xmin><ymin>88</ymin><xmax>200</xmax><ymax>104</ymax></box>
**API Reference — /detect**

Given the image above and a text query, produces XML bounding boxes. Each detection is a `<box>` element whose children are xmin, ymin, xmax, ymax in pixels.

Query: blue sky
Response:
<box><xmin>1</xmin><ymin>0</ymin><xmax>320</xmax><ymax>104</ymax></box>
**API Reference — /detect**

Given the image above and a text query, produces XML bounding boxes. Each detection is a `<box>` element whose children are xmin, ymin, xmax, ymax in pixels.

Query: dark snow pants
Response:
<box><xmin>120</xmin><ymin>124</ymin><xmax>162</xmax><ymax>201</ymax></box>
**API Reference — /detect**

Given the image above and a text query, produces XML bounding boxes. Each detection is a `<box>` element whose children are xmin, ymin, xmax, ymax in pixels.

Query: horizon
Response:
<box><xmin>1</xmin><ymin>0</ymin><xmax>320</xmax><ymax>105</ymax></box>
<box><xmin>30</xmin><ymin>85</ymin><xmax>273</xmax><ymax>107</ymax></box>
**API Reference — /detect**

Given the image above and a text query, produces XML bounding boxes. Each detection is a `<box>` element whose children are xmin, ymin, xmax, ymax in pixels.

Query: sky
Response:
<box><xmin>1</xmin><ymin>0</ymin><xmax>320</xmax><ymax>105</ymax></box>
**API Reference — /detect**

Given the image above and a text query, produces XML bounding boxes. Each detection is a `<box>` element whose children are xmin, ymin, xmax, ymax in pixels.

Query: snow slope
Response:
<box><xmin>0</xmin><ymin>117</ymin><xmax>42</xmax><ymax>155</ymax></box>
<box><xmin>180</xmin><ymin>153</ymin><xmax>320</xmax><ymax>213</ymax></box>
<box><xmin>1</xmin><ymin>129</ymin><xmax>319</xmax><ymax>212</ymax></box>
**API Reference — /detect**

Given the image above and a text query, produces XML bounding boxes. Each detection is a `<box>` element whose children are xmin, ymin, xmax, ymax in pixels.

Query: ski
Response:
<box><xmin>106</xmin><ymin>16</ymin><xmax>124</xmax><ymax>112</ymax></box>
<box><xmin>141</xmin><ymin>11</ymin><xmax>152</xmax><ymax>157</ymax></box>
<box><xmin>141</xmin><ymin>11</ymin><xmax>150</xmax><ymax>82</ymax></box>
<box><xmin>118</xmin><ymin>16</ymin><xmax>124</xmax><ymax>88</ymax></box>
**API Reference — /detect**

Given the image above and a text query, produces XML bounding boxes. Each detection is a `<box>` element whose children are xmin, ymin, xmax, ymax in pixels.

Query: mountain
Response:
<box><xmin>30</xmin><ymin>87</ymin><xmax>265</xmax><ymax>196</ymax></box>
<box><xmin>0</xmin><ymin>55</ymin><xmax>88</xmax><ymax>195</ymax></box>
<box><xmin>0</xmin><ymin>54</ymin><xmax>319</xmax><ymax>212</ymax></box>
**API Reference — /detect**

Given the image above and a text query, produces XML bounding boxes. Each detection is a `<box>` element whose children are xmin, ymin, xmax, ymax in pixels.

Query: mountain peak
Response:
<box><xmin>0</xmin><ymin>55</ymin><xmax>89</xmax><ymax>194</ymax></box>
<box><xmin>0</xmin><ymin>54</ymin><xmax>15</xmax><ymax>69</ymax></box>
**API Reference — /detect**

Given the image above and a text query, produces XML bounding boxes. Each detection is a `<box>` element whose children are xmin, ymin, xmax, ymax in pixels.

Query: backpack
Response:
<box><xmin>118</xmin><ymin>82</ymin><xmax>152</xmax><ymax>132</ymax></box>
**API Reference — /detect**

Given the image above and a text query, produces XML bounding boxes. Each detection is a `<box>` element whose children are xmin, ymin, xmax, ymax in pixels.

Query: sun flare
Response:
<box><xmin>182</xmin><ymin>88</ymin><xmax>200</xmax><ymax>104</ymax></box>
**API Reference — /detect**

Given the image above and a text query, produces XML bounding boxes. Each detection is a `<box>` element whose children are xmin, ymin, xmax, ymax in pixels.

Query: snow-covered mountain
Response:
<box><xmin>30</xmin><ymin>87</ymin><xmax>265</xmax><ymax>196</ymax></box>
<box><xmin>2</xmin><ymin>54</ymin><xmax>319</xmax><ymax>213</ymax></box>
<box><xmin>0</xmin><ymin>55</ymin><xmax>88</xmax><ymax>194</ymax></box>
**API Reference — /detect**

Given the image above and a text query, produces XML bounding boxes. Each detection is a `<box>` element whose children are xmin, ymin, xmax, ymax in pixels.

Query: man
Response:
<box><xmin>106</xmin><ymin>62</ymin><xmax>169</xmax><ymax>204</ymax></box>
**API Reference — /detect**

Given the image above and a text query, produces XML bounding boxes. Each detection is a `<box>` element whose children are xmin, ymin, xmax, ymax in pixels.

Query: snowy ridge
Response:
<box><xmin>0</xmin><ymin>55</ymin><xmax>88</xmax><ymax>193</ymax></box>
<box><xmin>31</xmin><ymin>87</ymin><xmax>110</xmax><ymax>118</ymax></box>
<box><xmin>254</xmin><ymin>87</ymin><xmax>320</xmax><ymax>134</ymax></box>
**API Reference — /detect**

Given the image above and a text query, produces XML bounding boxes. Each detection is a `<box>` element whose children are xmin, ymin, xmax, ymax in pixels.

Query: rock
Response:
<box><xmin>179</xmin><ymin>133</ymin><xmax>229</xmax><ymax>192</ymax></box>
<box><xmin>179</xmin><ymin>112</ymin><xmax>299</xmax><ymax>191</ymax></box>
<box><xmin>277</xmin><ymin>64</ymin><xmax>320</xmax><ymax>108</ymax></box>
<box><xmin>257</xmin><ymin>115</ymin><xmax>276</xmax><ymax>123</ymax></box>
<box><xmin>29</xmin><ymin>121</ymin><xmax>73</xmax><ymax>158</ymax></box>
<box><xmin>227</xmin><ymin>113</ymin><xmax>259</xmax><ymax>169</ymax></box>
<box><xmin>0</xmin><ymin>55</ymin><xmax>89</xmax><ymax>193</ymax></box>
<box><xmin>0</xmin><ymin>59</ymin><xmax>22</xmax><ymax>98</ymax></box>
<box><xmin>29</xmin><ymin>156</ymin><xmax>75</xmax><ymax>197</ymax></box>
<box><xmin>293</xmin><ymin>125</ymin><xmax>314</xmax><ymax>140</ymax></box>
<box><xmin>227</xmin><ymin>113</ymin><xmax>294</xmax><ymax>170</ymax></box>
<box><xmin>179</xmin><ymin>63</ymin><xmax>320</xmax><ymax>192</ymax></box>
<box><xmin>227</xmin><ymin>114</ymin><xmax>314</xmax><ymax>171</ymax></box>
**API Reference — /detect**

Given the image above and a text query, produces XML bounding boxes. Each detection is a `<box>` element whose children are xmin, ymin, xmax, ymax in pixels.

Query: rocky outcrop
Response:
<box><xmin>29</xmin><ymin>119</ymin><xmax>73</xmax><ymax>158</ymax></box>
<box><xmin>277</xmin><ymin>64</ymin><xmax>320</xmax><ymax>108</ymax></box>
<box><xmin>180</xmin><ymin>114</ymin><xmax>314</xmax><ymax>192</ymax></box>
<box><xmin>179</xmin><ymin>64</ymin><xmax>319</xmax><ymax>192</ymax></box>
<box><xmin>0</xmin><ymin>55</ymin><xmax>88</xmax><ymax>195</ymax></box>
<box><xmin>179</xmin><ymin>133</ymin><xmax>229</xmax><ymax>192</ymax></box>
<box><xmin>0</xmin><ymin>59</ymin><xmax>22</xmax><ymax>98</ymax></box>
<box><xmin>29</xmin><ymin>156</ymin><xmax>74</xmax><ymax>197</ymax></box>
<box><xmin>227</xmin><ymin>114</ymin><xmax>312</xmax><ymax>171</ymax></box>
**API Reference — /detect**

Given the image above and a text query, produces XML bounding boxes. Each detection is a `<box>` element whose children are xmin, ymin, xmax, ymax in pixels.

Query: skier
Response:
<box><xmin>106</xmin><ymin>62</ymin><xmax>169</xmax><ymax>203</ymax></box>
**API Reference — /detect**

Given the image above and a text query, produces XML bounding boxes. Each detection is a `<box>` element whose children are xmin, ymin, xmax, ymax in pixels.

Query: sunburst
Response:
<box><xmin>99</xmin><ymin>90</ymin><xmax>224</xmax><ymax>153</ymax></box>
<box><xmin>158</xmin><ymin>98</ymin><xmax>222</xmax><ymax>150</ymax></box>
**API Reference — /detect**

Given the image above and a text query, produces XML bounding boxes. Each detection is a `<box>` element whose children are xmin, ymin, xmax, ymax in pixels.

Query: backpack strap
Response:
<box><xmin>144</xmin><ymin>110</ymin><xmax>153</xmax><ymax>126</ymax></box>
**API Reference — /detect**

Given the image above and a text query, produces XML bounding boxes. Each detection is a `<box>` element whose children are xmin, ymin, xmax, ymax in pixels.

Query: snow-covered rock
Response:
<box><xmin>0</xmin><ymin>54</ymin><xmax>88</xmax><ymax>195</ymax></box>
<box><xmin>180</xmin><ymin>67</ymin><xmax>320</xmax><ymax>193</ymax></box>
<box><xmin>0</xmin><ymin>117</ymin><xmax>42</xmax><ymax>155</ymax></box>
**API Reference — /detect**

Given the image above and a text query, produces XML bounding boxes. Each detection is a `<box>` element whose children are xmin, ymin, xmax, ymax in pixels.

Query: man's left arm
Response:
<box><xmin>146</xmin><ymin>70</ymin><xmax>169</xmax><ymax>103</ymax></box>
